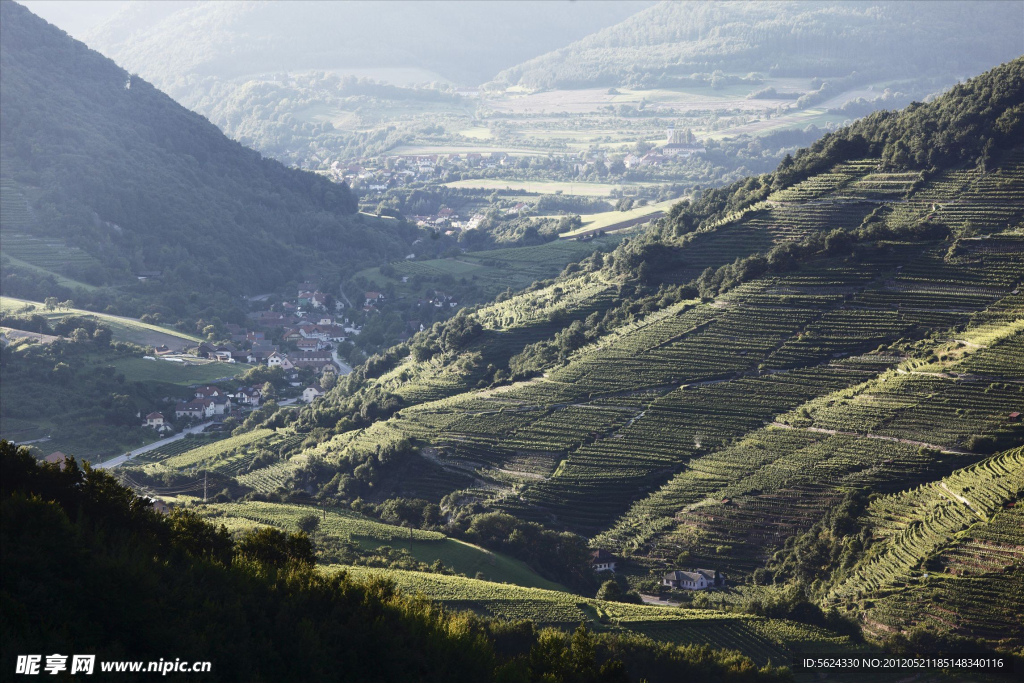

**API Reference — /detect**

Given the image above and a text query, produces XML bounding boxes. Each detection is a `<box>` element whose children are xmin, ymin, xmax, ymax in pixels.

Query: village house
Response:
<box><xmin>662</xmin><ymin>569</ymin><xmax>726</xmax><ymax>590</ymax></box>
<box><xmin>267</xmin><ymin>352</ymin><xmax>295</xmax><ymax>370</ymax></box>
<box><xmin>144</xmin><ymin>412</ymin><xmax>171</xmax><ymax>432</ymax></box>
<box><xmin>590</xmin><ymin>549</ymin><xmax>619</xmax><ymax>573</ymax></box>
<box><xmin>194</xmin><ymin>385</ymin><xmax>228</xmax><ymax>400</ymax></box>
<box><xmin>210</xmin><ymin>395</ymin><xmax>233</xmax><ymax>415</ymax></box>
<box><xmin>364</xmin><ymin>291</ymin><xmax>385</xmax><ymax>306</ymax></box>
<box><xmin>44</xmin><ymin>451</ymin><xmax>68</xmax><ymax>470</ymax></box>
<box><xmin>290</xmin><ymin>350</ymin><xmax>336</xmax><ymax>373</ymax></box>
<box><xmin>467</xmin><ymin>213</ymin><xmax>486</xmax><ymax>230</ymax></box>
<box><xmin>296</xmin><ymin>338</ymin><xmax>324</xmax><ymax>352</ymax></box>
<box><xmin>175</xmin><ymin>398</ymin><xmax>215</xmax><ymax>420</ymax></box>
<box><xmin>639</xmin><ymin>151</ymin><xmax>667</xmax><ymax>166</ymax></box>
<box><xmin>232</xmin><ymin>386</ymin><xmax>262</xmax><ymax>406</ymax></box>
<box><xmin>302</xmin><ymin>383</ymin><xmax>324</xmax><ymax>403</ymax></box>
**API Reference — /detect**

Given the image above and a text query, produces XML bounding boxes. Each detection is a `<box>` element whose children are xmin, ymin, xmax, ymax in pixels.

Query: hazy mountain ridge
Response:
<box><xmin>491</xmin><ymin>0</ymin><xmax>1024</xmax><ymax>89</ymax></box>
<box><xmin>83</xmin><ymin>0</ymin><xmax>650</xmax><ymax>91</ymax></box>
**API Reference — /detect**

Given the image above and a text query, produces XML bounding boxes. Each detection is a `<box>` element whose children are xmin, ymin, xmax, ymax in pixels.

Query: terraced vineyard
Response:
<box><xmin>270</xmin><ymin>135</ymin><xmax>1024</xmax><ymax>653</ymax></box>
<box><xmin>830</xmin><ymin>448</ymin><xmax>1024</xmax><ymax>648</ymax></box>
<box><xmin>0</xmin><ymin>179</ymin><xmax>105</xmax><ymax>285</ymax></box>
<box><xmin>334</xmin><ymin>565</ymin><xmax>861</xmax><ymax>667</ymax></box>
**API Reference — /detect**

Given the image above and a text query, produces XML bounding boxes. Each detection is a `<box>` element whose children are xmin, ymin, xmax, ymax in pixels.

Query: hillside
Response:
<box><xmin>1</xmin><ymin>441</ymin><xmax>793</xmax><ymax>683</ymax></box>
<box><xmin>83</xmin><ymin>0</ymin><xmax>648</xmax><ymax>90</ymax></box>
<box><xmin>257</xmin><ymin>59</ymin><xmax>1022</xmax><ymax>649</ymax></box>
<box><xmin>0</xmin><ymin>1</ymin><xmax>415</xmax><ymax>317</ymax></box>
<box><xmin>491</xmin><ymin>0</ymin><xmax>1024</xmax><ymax>90</ymax></box>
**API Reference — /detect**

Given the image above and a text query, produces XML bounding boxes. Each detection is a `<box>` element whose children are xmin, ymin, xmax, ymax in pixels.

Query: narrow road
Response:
<box><xmin>639</xmin><ymin>594</ymin><xmax>681</xmax><ymax>607</ymax></box>
<box><xmin>338</xmin><ymin>286</ymin><xmax>354</xmax><ymax>310</ymax></box>
<box><xmin>94</xmin><ymin>421</ymin><xmax>216</xmax><ymax>470</ymax></box>
<box><xmin>95</xmin><ymin>396</ymin><xmax>303</xmax><ymax>470</ymax></box>
<box><xmin>331</xmin><ymin>347</ymin><xmax>353</xmax><ymax>375</ymax></box>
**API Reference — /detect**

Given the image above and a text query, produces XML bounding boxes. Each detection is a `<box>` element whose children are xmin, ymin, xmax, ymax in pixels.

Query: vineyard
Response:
<box><xmin>332</xmin><ymin>565</ymin><xmax>860</xmax><ymax>667</ymax></box>
<box><xmin>830</xmin><ymin>447</ymin><xmax>1024</xmax><ymax>649</ymax></box>
<box><xmin>200</xmin><ymin>501</ymin><xmax>564</xmax><ymax>590</ymax></box>
<box><xmin>261</xmin><ymin>141</ymin><xmax>1024</xmax><ymax>655</ymax></box>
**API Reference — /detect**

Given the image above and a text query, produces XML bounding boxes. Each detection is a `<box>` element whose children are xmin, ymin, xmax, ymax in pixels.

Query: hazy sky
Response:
<box><xmin>20</xmin><ymin>1</ymin><xmax>129</xmax><ymax>38</ymax></box>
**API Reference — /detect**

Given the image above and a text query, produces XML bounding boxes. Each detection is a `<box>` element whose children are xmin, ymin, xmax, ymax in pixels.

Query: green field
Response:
<box><xmin>560</xmin><ymin>198</ymin><xmax>678</xmax><ymax>237</ymax></box>
<box><xmin>0</xmin><ymin>253</ymin><xmax>100</xmax><ymax>291</ymax></box>
<box><xmin>200</xmin><ymin>500</ymin><xmax>565</xmax><ymax>591</ymax></box>
<box><xmin>354</xmin><ymin>234</ymin><xmax>623</xmax><ymax>303</ymax></box>
<box><xmin>0</xmin><ymin>296</ymin><xmax>203</xmax><ymax>349</ymax></box>
<box><xmin>102</xmin><ymin>356</ymin><xmax>248</xmax><ymax>385</ymax></box>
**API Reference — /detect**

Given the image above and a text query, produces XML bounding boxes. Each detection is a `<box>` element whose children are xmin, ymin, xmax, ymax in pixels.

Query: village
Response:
<box><xmin>135</xmin><ymin>281</ymin><xmax>373</xmax><ymax>438</ymax></box>
<box><xmin>322</xmin><ymin>125</ymin><xmax>706</xmax><ymax>224</ymax></box>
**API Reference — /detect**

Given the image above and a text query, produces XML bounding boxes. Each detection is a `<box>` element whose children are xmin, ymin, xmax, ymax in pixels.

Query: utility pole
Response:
<box><xmin>203</xmin><ymin>472</ymin><xmax>208</xmax><ymax>503</ymax></box>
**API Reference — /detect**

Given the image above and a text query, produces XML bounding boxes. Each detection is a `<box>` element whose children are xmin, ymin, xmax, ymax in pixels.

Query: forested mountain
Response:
<box><xmin>265</xmin><ymin>59</ymin><xmax>1023</xmax><ymax>649</ymax></box>
<box><xmin>491</xmin><ymin>0</ymin><xmax>1024</xmax><ymax>89</ymax></box>
<box><xmin>82</xmin><ymin>0</ymin><xmax>648</xmax><ymax>91</ymax></box>
<box><xmin>0</xmin><ymin>1</ymin><xmax>415</xmax><ymax>317</ymax></box>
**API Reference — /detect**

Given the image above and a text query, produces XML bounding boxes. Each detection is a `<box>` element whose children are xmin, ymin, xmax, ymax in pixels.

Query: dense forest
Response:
<box><xmin>0</xmin><ymin>1</ymin><xmax>416</xmax><ymax>317</ymax></box>
<box><xmin>0</xmin><ymin>442</ymin><xmax>788</xmax><ymax>682</ymax></box>
<box><xmin>491</xmin><ymin>1</ymin><xmax>1024</xmax><ymax>89</ymax></box>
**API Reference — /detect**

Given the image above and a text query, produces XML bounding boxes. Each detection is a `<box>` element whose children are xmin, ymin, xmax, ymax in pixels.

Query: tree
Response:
<box><xmin>44</xmin><ymin>297</ymin><xmax>58</xmax><ymax>312</ymax></box>
<box><xmin>59</xmin><ymin>300</ymin><xmax>74</xmax><ymax>311</ymax></box>
<box><xmin>92</xmin><ymin>327</ymin><xmax>113</xmax><ymax>345</ymax></box>
<box><xmin>320</xmin><ymin>372</ymin><xmax>337</xmax><ymax>391</ymax></box>
<box><xmin>236</xmin><ymin>527</ymin><xmax>314</xmax><ymax>568</ymax></box>
<box><xmin>297</xmin><ymin>513</ymin><xmax>321</xmax><ymax>542</ymax></box>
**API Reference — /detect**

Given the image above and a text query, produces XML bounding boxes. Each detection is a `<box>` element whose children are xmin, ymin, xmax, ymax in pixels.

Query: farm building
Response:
<box><xmin>663</xmin><ymin>569</ymin><xmax>726</xmax><ymax>590</ymax></box>
<box><xmin>590</xmin><ymin>549</ymin><xmax>619</xmax><ymax>573</ymax></box>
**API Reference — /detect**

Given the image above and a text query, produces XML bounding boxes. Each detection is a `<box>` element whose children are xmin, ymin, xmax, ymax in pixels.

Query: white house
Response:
<box><xmin>175</xmin><ymin>399</ymin><xmax>215</xmax><ymax>420</ymax></box>
<box><xmin>662</xmin><ymin>569</ymin><xmax>725</xmax><ymax>590</ymax></box>
<box><xmin>267</xmin><ymin>352</ymin><xmax>294</xmax><ymax>370</ymax></box>
<box><xmin>590</xmin><ymin>549</ymin><xmax>618</xmax><ymax>573</ymax></box>
<box><xmin>144</xmin><ymin>412</ymin><xmax>171</xmax><ymax>432</ymax></box>
<box><xmin>233</xmin><ymin>386</ymin><xmax>262</xmax><ymax>406</ymax></box>
<box><xmin>302</xmin><ymin>384</ymin><xmax>324</xmax><ymax>403</ymax></box>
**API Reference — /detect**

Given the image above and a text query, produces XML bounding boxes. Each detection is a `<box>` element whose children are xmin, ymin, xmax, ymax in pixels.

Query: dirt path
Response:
<box><xmin>769</xmin><ymin>422</ymin><xmax>971</xmax><ymax>454</ymax></box>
